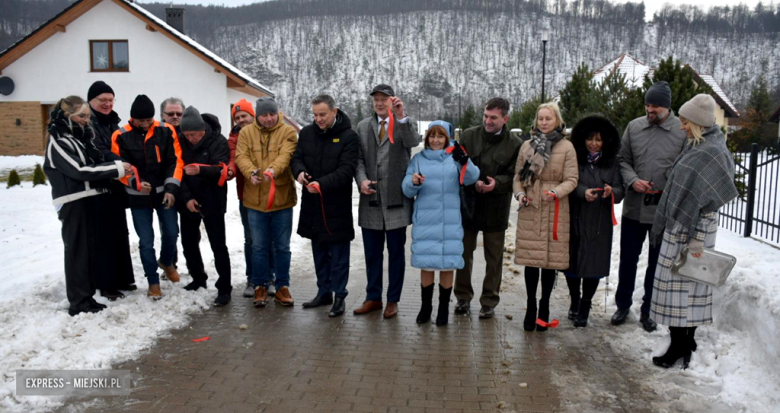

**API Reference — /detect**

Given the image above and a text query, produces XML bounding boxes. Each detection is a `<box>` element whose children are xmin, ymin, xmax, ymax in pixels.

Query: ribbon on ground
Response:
<box><xmin>536</xmin><ymin>318</ymin><xmax>560</xmax><ymax>328</ymax></box>
<box><xmin>307</xmin><ymin>182</ymin><xmax>332</xmax><ymax>235</ymax></box>
<box><xmin>192</xmin><ymin>336</ymin><xmax>210</xmax><ymax>343</ymax></box>
<box><xmin>185</xmin><ymin>162</ymin><xmax>228</xmax><ymax>186</ymax></box>
<box><xmin>544</xmin><ymin>191</ymin><xmax>560</xmax><ymax>241</ymax></box>
<box><xmin>264</xmin><ymin>171</ymin><xmax>276</xmax><ymax>210</ymax></box>
<box><xmin>593</xmin><ymin>188</ymin><xmax>618</xmax><ymax>226</ymax></box>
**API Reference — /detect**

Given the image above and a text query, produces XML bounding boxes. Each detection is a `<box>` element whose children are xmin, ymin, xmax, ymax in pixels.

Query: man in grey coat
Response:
<box><xmin>354</xmin><ymin>84</ymin><xmax>420</xmax><ymax>318</ymax></box>
<box><xmin>613</xmin><ymin>81</ymin><xmax>687</xmax><ymax>332</ymax></box>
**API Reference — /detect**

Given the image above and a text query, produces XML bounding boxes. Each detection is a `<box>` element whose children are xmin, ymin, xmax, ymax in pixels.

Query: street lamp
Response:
<box><xmin>541</xmin><ymin>25</ymin><xmax>549</xmax><ymax>103</ymax></box>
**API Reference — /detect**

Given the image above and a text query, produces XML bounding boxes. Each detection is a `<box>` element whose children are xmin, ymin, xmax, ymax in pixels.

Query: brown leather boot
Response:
<box><xmin>253</xmin><ymin>286</ymin><xmax>269</xmax><ymax>307</ymax></box>
<box><xmin>157</xmin><ymin>260</ymin><xmax>180</xmax><ymax>283</ymax></box>
<box><xmin>353</xmin><ymin>300</ymin><xmax>382</xmax><ymax>315</ymax></box>
<box><xmin>383</xmin><ymin>302</ymin><xmax>398</xmax><ymax>319</ymax></box>
<box><xmin>274</xmin><ymin>286</ymin><xmax>294</xmax><ymax>306</ymax></box>
<box><xmin>147</xmin><ymin>284</ymin><xmax>162</xmax><ymax>300</ymax></box>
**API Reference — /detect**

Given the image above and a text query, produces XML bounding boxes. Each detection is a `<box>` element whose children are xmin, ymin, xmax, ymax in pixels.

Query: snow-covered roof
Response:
<box><xmin>696</xmin><ymin>73</ymin><xmax>739</xmax><ymax>118</ymax></box>
<box><xmin>592</xmin><ymin>53</ymin><xmax>651</xmax><ymax>89</ymax></box>
<box><xmin>120</xmin><ymin>0</ymin><xmax>273</xmax><ymax>97</ymax></box>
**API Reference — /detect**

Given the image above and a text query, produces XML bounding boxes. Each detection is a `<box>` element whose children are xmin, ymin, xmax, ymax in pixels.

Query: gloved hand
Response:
<box><xmin>451</xmin><ymin>141</ymin><xmax>469</xmax><ymax>166</ymax></box>
<box><xmin>688</xmin><ymin>239</ymin><xmax>704</xmax><ymax>256</ymax></box>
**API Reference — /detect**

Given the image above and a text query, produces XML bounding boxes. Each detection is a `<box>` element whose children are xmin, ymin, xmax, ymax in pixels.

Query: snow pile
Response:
<box><xmin>0</xmin><ymin>155</ymin><xmax>44</xmax><ymax>175</ymax></box>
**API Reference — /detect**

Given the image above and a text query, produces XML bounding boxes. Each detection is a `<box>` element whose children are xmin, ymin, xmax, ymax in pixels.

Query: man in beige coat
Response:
<box><xmin>235</xmin><ymin>97</ymin><xmax>298</xmax><ymax>308</ymax></box>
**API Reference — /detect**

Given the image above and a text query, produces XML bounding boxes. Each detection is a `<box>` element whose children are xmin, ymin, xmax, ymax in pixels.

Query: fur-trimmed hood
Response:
<box><xmin>570</xmin><ymin>115</ymin><xmax>620</xmax><ymax>168</ymax></box>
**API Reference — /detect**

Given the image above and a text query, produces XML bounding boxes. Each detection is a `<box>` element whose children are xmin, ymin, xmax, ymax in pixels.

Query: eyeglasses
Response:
<box><xmin>95</xmin><ymin>97</ymin><xmax>115</xmax><ymax>104</ymax></box>
<box><xmin>164</xmin><ymin>111</ymin><xmax>183</xmax><ymax>117</ymax></box>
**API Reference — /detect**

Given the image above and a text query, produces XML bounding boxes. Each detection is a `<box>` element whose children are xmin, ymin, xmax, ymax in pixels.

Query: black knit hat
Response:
<box><xmin>645</xmin><ymin>81</ymin><xmax>672</xmax><ymax>108</ymax></box>
<box><xmin>180</xmin><ymin>106</ymin><xmax>207</xmax><ymax>132</ymax></box>
<box><xmin>87</xmin><ymin>81</ymin><xmax>114</xmax><ymax>101</ymax></box>
<box><xmin>130</xmin><ymin>94</ymin><xmax>155</xmax><ymax>119</ymax></box>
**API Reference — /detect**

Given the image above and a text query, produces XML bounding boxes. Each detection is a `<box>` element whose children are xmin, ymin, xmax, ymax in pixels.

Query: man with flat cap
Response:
<box><xmin>613</xmin><ymin>81</ymin><xmax>687</xmax><ymax>332</ymax></box>
<box><xmin>111</xmin><ymin>94</ymin><xmax>184</xmax><ymax>299</ymax></box>
<box><xmin>353</xmin><ymin>84</ymin><xmax>420</xmax><ymax>318</ymax></box>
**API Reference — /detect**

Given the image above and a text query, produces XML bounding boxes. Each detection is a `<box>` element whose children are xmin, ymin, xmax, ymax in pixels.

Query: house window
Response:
<box><xmin>90</xmin><ymin>40</ymin><xmax>129</xmax><ymax>72</ymax></box>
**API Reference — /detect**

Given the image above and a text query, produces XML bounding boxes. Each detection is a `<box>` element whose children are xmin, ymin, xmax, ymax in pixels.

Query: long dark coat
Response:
<box><xmin>567</xmin><ymin>115</ymin><xmax>624</xmax><ymax>279</ymax></box>
<box><xmin>291</xmin><ymin>110</ymin><xmax>359</xmax><ymax>243</ymax></box>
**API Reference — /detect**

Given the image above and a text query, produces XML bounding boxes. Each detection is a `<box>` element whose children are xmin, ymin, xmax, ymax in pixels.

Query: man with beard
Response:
<box><xmin>88</xmin><ymin>81</ymin><xmax>136</xmax><ymax>296</ymax></box>
<box><xmin>453</xmin><ymin>98</ymin><xmax>522</xmax><ymax>319</ymax></box>
<box><xmin>177</xmin><ymin>106</ymin><xmax>232</xmax><ymax>306</ymax></box>
<box><xmin>291</xmin><ymin>95</ymin><xmax>359</xmax><ymax>317</ymax></box>
<box><xmin>613</xmin><ymin>81</ymin><xmax>687</xmax><ymax>332</ymax></box>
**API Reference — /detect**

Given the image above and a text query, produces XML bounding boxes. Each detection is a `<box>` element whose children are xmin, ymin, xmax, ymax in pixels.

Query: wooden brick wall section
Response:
<box><xmin>0</xmin><ymin>102</ymin><xmax>45</xmax><ymax>156</ymax></box>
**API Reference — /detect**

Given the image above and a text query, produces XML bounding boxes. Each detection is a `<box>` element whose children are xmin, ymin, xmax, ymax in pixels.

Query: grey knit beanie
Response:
<box><xmin>679</xmin><ymin>94</ymin><xmax>717</xmax><ymax>128</ymax></box>
<box><xmin>180</xmin><ymin>106</ymin><xmax>207</xmax><ymax>132</ymax></box>
<box><xmin>645</xmin><ymin>81</ymin><xmax>672</xmax><ymax>108</ymax></box>
<box><xmin>255</xmin><ymin>97</ymin><xmax>278</xmax><ymax>116</ymax></box>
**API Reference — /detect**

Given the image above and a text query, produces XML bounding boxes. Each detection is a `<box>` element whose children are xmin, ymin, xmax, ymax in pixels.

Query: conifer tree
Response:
<box><xmin>559</xmin><ymin>63</ymin><xmax>595</xmax><ymax>126</ymax></box>
<box><xmin>459</xmin><ymin>104</ymin><xmax>480</xmax><ymax>130</ymax></box>
<box><xmin>510</xmin><ymin>95</ymin><xmax>541</xmax><ymax>134</ymax></box>
<box><xmin>7</xmin><ymin>170</ymin><xmax>21</xmax><ymax>188</ymax></box>
<box><xmin>32</xmin><ymin>164</ymin><xmax>47</xmax><ymax>186</ymax></box>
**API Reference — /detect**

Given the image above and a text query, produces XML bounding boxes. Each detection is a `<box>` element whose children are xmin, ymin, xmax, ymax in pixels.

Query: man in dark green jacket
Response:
<box><xmin>454</xmin><ymin>98</ymin><xmax>522</xmax><ymax>319</ymax></box>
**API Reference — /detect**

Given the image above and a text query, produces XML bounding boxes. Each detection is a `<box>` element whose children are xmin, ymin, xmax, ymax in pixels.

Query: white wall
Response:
<box><xmin>0</xmin><ymin>0</ymin><xmax>258</xmax><ymax>132</ymax></box>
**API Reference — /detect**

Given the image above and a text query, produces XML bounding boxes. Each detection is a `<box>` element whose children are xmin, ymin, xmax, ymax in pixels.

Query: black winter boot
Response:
<box><xmin>417</xmin><ymin>284</ymin><xmax>434</xmax><ymax>324</ymax></box>
<box><xmin>688</xmin><ymin>326</ymin><xmax>698</xmax><ymax>352</ymax></box>
<box><xmin>523</xmin><ymin>299</ymin><xmax>537</xmax><ymax>331</ymax></box>
<box><xmin>653</xmin><ymin>327</ymin><xmax>691</xmax><ymax>369</ymax></box>
<box><xmin>565</xmin><ymin>276</ymin><xmax>580</xmax><ymax>320</ymax></box>
<box><xmin>435</xmin><ymin>285</ymin><xmax>452</xmax><ymax>326</ymax></box>
<box><xmin>573</xmin><ymin>299</ymin><xmax>591</xmax><ymax>328</ymax></box>
<box><xmin>537</xmin><ymin>298</ymin><xmax>550</xmax><ymax>332</ymax></box>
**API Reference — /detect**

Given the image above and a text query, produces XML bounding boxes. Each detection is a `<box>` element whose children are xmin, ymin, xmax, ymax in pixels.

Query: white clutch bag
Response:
<box><xmin>671</xmin><ymin>247</ymin><xmax>737</xmax><ymax>287</ymax></box>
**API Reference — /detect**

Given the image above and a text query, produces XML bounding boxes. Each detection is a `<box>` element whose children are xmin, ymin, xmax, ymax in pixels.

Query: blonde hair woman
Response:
<box><xmin>513</xmin><ymin>102</ymin><xmax>578</xmax><ymax>331</ymax></box>
<box><xmin>648</xmin><ymin>94</ymin><xmax>738</xmax><ymax>369</ymax></box>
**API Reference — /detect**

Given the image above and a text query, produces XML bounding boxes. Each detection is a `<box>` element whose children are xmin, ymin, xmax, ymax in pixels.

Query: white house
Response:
<box><xmin>0</xmin><ymin>0</ymin><xmax>293</xmax><ymax>156</ymax></box>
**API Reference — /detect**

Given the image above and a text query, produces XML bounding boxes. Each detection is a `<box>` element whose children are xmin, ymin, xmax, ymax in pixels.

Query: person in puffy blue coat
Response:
<box><xmin>402</xmin><ymin>121</ymin><xmax>479</xmax><ymax>326</ymax></box>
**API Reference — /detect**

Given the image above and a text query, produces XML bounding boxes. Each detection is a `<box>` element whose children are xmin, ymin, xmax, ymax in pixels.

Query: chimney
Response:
<box><xmin>165</xmin><ymin>6</ymin><xmax>185</xmax><ymax>34</ymax></box>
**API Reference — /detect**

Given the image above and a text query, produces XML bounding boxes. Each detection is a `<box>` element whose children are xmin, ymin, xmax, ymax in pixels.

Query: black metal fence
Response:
<box><xmin>719</xmin><ymin>143</ymin><xmax>780</xmax><ymax>245</ymax></box>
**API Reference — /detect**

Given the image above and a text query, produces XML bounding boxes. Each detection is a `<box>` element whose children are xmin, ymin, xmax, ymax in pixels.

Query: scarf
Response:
<box><xmin>650</xmin><ymin>126</ymin><xmax>738</xmax><ymax>246</ymax></box>
<box><xmin>587</xmin><ymin>152</ymin><xmax>601</xmax><ymax>164</ymax></box>
<box><xmin>48</xmin><ymin>107</ymin><xmax>111</xmax><ymax>194</ymax></box>
<box><xmin>519</xmin><ymin>127</ymin><xmax>564</xmax><ymax>187</ymax></box>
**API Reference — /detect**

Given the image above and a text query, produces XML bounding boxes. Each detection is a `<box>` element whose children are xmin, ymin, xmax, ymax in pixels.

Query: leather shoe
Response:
<box><xmin>611</xmin><ymin>308</ymin><xmax>630</xmax><ymax>325</ymax></box>
<box><xmin>478</xmin><ymin>305</ymin><xmax>495</xmax><ymax>319</ymax></box>
<box><xmin>454</xmin><ymin>300</ymin><xmax>470</xmax><ymax>314</ymax></box>
<box><xmin>383</xmin><ymin>302</ymin><xmax>398</xmax><ymax>318</ymax></box>
<box><xmin>303</xmin><ymin>293</ymin><xmax>333</xmax><ymax>308</ymax></box>
<box><xmin>329</xmin><ymin>297</ymin><xmax>346</xmax><ymax>317</ymax></box>
<box><xmin>640</xmin><ymin>312</ymin><xmax>657</xmax><ymax>332</ymax></box>
<box><xmin>353</xmin><ymin>300</ymin><xmax>382</xmax><ymax>315</ymax></box>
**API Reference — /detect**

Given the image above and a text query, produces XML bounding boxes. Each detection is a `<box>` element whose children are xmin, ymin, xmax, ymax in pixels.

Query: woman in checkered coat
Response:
<box><xmin>648</xmin><ymin>94</ymin><xmax>738</xmax><ymax>369</ymax></box>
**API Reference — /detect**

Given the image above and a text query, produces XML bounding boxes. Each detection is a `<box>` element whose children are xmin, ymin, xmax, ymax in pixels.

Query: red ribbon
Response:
<box><xmin>307</xmin><ymin>182</ymin><xmax>332</xmax><ymax>235</ymax></box>
<box><xmin>536</xmin><ymin>318</ymin><xmax>560</xmax><ymax>328</ymax></box>
<box><xmin>130</xmin><ymin>165</ymin><xmax>142</xmax><ymax>191</ymax></box>
<box><xmin>387</xmin><ymin>110</ymin><xmax>395</xmax><ymax>144</ymax></box>
<box><xmin>264</xmin><ymin>171</ymin><xmax>276</xmax><ymax>210</ymax></box>
<box><xmin>593</xmin><ymin>188</ymin><xmax>618</xmax><ymax>226</ymax></box>
<box><xmin>185</xmin><ymin>163</ymin><xmax>228</xmax><ymax>186</ymax></box>
<box><xmin>544</xmin><ymin>191</ymin><xmax>560</xmax><ymax>241</ymax></box>
<box><xmin>445</xmin><ymin>145</ymin><xmax>468</xmax><ymax>185</ymax></box>
<box><xmin>192</xmin><ymin>336</ymin><xmax>210</xmax><ymax>343</ymax></box>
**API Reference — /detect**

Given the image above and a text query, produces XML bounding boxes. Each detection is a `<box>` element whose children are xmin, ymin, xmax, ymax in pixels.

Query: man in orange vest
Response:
<box><xmin>111</xmin><ymin>94</ymin><xmax>184</xmax><ymax>299</ymax></box>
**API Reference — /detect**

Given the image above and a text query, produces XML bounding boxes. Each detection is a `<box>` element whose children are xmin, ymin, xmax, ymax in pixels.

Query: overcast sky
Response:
<box><xmin>139</xmin><ymin>0</ymin><xmax>769</xmax><ymax>22</ymax></box>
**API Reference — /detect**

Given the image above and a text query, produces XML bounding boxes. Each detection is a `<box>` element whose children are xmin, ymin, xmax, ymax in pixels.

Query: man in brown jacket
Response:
<box><xmin>235</xmin><ymin>97</ymin><xmax>298</xmax><ymax>308</ymax></box>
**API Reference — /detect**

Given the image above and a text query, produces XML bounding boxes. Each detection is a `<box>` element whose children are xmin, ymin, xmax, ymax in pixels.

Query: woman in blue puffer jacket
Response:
<box><xmin>402</xmin><ymin>121</ymin><xmax>479</xmax><ymax>326</ymax></box>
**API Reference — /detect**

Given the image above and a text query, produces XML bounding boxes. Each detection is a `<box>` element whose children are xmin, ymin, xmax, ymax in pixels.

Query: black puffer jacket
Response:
<box><xmin>90</xmin><ymin>108</ymin><xmax>121</xmax><ymax>161</ymax></box>
<box><xmin>291</xmin><ymin>110</ymin><xmax>359</xmax><ymax>243</ymax></box>
<box><xmin>44</xmin><ymin>107</ymin><xmax>124</xmax><ymax>206</ymax></box>
<box><xmin>178</xmin><ymin>113</ymin><xmax>230</xmax><ymax>217</ymax></box>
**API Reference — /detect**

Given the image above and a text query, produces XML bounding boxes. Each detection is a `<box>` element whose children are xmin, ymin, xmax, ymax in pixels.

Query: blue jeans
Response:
<box><xmin>615</xmin><ymin>217</ymin><xmax>661</xmax><ymax>315</ymax></box>
<box><xmin>362</xmin><ymin>227</ymin><xmax>406</xmax><ymax>303</ymax></box>
<box><xmin>248</xmin><ymin>207</ymin><xmax>291</xmax><ymax>288</ymax></box>
<box><xmin>312</xmin><ymin>239</ymin><xmax>350</xmax><ymax>298</ymax></box>
<box><xmin>130</xmin><ymin>205</ymin><xmax>179</xmax><ymax>285</ymax></box>
<box><xmin>241</xmin><ymin>203</ymin><xmax>275</xmax><ymax>282</ymax></box>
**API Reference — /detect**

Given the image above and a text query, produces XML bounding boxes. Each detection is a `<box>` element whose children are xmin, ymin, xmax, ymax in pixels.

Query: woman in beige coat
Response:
<box><xmin>513</xmin><ymin>102</ymin><xmax>578</xmax><ymax>331</ymax></box>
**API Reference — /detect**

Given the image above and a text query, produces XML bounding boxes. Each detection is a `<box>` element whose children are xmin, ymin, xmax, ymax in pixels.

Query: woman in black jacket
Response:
<box><xmin>43</xmin><ymin>96</ymin><xmax>130</xmax><ymax>316</ymax></box>
<box><xmin>565</xmin><ymin>115</ymin><xmax>624</xmax><ymax>327</ymax></box>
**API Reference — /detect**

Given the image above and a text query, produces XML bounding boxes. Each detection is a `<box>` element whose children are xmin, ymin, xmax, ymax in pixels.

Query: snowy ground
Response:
<box><xmin>1</xmin><ymin>155</ymin><xmax>779</xmax><ymax>412</ymax></box>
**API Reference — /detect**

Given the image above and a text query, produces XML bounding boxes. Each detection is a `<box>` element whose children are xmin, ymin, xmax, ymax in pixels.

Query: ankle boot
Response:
<box><xmin>537</xmin><ymin>298</ymin><xmax>550</xmax><ymax>331</ymax></box>
<box><xmin>653</xmin><ymin>327</ymin><xmax>691</xmax><ymax>369</ymax></box>
<box><xmin>435</xmin><ymin>285</ymin><xmax>452</xmax><ymax>326</ymax></box>
<box><xmin>573</xmin><ymin>299</ymin><xmax>591</xmax><ymax>328</ymax></box>
<box><xmin>523</xmin><ymin>299</ymin><xmax>537</xmax><ymax>331</ymax></box>
<box><xmin>568</xmin><ymin>298</ymin><xmax>580</xmax><ymax>320</ymax></box>
<box><xmin>688</xmin><ymin>326</ymin><xmax>698</xmax><ymax>352</ymax></box>
<box><xmin>417</xmin><ymin>284</ymin><xmax>434</xmax><ymax>324</ymax></box>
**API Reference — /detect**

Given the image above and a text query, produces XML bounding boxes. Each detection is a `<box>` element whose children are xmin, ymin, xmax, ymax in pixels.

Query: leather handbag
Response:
<box><xmin>671</xmin><ymin>247</ymin><xmax>737</xmax><ymax>287</ymax></box>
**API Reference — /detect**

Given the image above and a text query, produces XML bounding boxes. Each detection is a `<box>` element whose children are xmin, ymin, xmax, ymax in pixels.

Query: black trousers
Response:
<box><xmin>615</xmin><ymin>217</ymin><xmax>661</xmax><ymax>315</ymax></box>
<box><xmin>180</xmin><ymin>211</ymin><xmax>232</xmax><ymax>294</ymax></box>
<box><xmin>94</xmin><ymin>190</ymin><xmax>135</xmax><ymax>290</ymax></box>
<box><xmin>59</xmin><ymin>197</ymin><xmax>99</xmax><ymax>311</ymax></box>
